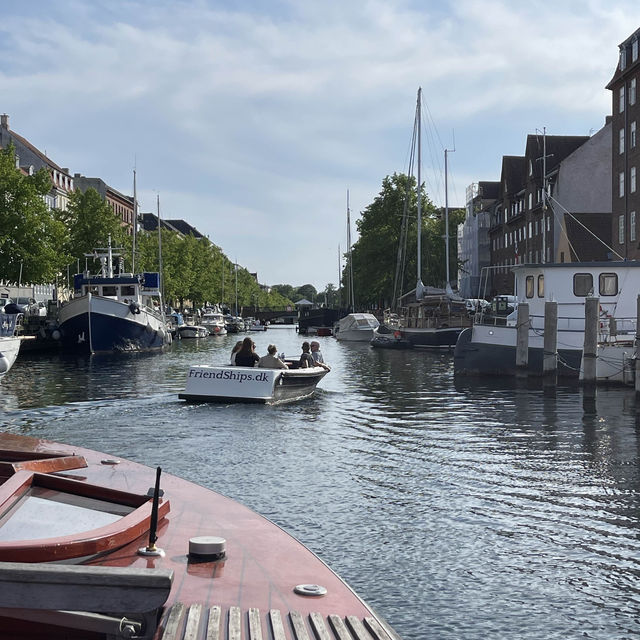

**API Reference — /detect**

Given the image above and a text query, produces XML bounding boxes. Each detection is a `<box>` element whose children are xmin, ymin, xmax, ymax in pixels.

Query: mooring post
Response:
<box><xmin>636</xmin><ymin>295</ymin><xmax>640</xmax><ymax>395</ymax></box>
<box><xmin>516</xmin><ymin>302</ymin><xmax>529</xmax><ymax>377</ymax></box>
<box><xmin>543</xmin><ymin>301</ymin><xmax>558</xmax><ymax>376</ymax></box>
<box><xmin>583</xmin><ymin>296</ymin><xmax>599</xmax><ymax>385</ymax></box>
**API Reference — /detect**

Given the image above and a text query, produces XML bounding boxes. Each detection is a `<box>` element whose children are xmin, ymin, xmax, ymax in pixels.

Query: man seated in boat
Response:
<box><xmin>258</xmin><ymin>344</ymin><xmax>288</xmax><ymax>369</ymax></box>
<box><xmin>234</xmin><ymin>337</ymin><xmax>260</xmax><ymax>367</ymax></box>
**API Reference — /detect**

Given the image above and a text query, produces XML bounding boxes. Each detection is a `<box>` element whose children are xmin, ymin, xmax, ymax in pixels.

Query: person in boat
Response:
<box><xmin>230</xmin><ymin>340</ymin><xmax>243</xmax><ymax>365</ymax></box>
<box><xmin>310</xmin><ymin>340</ymin><xmax>330</xmax><ymax>370</ymax></box>
<box><xmin>258</xmin><ymin>344</ymin><xmax>288</xmax><ymax>369</ymax></box>
<box><xmin>299</xmin><ymin>341</ymin><xmax>315</xmax><ymax>368</ymax></box>
<box><xmin>234</xmin><ymin>337</ymin><xmax>260</xmax><ymax>367</ymax></box>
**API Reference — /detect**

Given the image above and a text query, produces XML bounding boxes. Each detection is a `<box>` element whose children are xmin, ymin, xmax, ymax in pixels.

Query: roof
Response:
<box><xmin>295</xmin><ymin>299</ymin><xmax>314</xmax><ymax>306</ymax></box>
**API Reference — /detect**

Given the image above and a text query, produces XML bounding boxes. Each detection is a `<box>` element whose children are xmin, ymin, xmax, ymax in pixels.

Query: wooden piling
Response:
<box><xmin>636</xmin><ymin>295</ymin><xmax>640</xmax><ymax>395</ymax></box>
<box><xmin>543</xmin><ymin>301</ymin><xmax>558</xmax><ymax>376</ymax></box>
<box><xmin>516</xmin><ymin>302</ymin><xmax>529</xmax><ymax>377</ymax></box>
<box><xmin>582</xmin><ymin>296</ymin><xmax>599</xmax><ymax>384</ymax></box>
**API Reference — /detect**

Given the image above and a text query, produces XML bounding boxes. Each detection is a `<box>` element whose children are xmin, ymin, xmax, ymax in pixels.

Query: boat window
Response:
<box><xmin>89</xmin><ymin>286</ymin><xmax>100</xmax><ymax>295</ymax></box>
<box><xmin>101</xmin><ymin>286</ymin><xmax>117</xmax><ymax>297</ymax></box>
<box><xmin>537</xmin><ymin>275</ymin><xmax>544</xmax><ymax>297</ymax></box>
<box><xmin>121</xmin><ymin>285</ymin><xmax>136</xmax><ymax>296</ymax></box>
<box><xmin>573</xmin><ymin>273</ymin><xmax>593</xmax><ymax>297</ymax></box>
<box><xmin>599</xmin><ymin>273</ymin><xmax>618</xmax><ymax>296</ymax></box>
<box><xmin>525</xmin><ymin>276</ymin><xmax>534</xmax><ymax>298</ymax></box>
<box><xmin>0</xmin><ymin>486</ymin><xmax>134</xmax><ymax>542</ymax></box>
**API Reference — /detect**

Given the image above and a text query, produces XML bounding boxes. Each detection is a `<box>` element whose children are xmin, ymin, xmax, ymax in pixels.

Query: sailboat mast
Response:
<box><xmin>445</xmin><ymin>149</ymin><xmax>450</xmax><ymax>286</ymax></box>
<box><xmin>157</xmin><ymin>195</ymin><xmax>164</xmax><ymax>302</ymax></box>
<box><xmin>416</xmin><ymin>88</ymin><xmax>422</xmax><ymax>289</ymax></box>
<box><xmin>346</xmin><ymin>190</ymin><xmax>355</xmax><ymax>310</ymax></box>
<box><xmin>132</xmin><ymin>169</ymin><xmax>137</xmax><ymax>274</ymax></box>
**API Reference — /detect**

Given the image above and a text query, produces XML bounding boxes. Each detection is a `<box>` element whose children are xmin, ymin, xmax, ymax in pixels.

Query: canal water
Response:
<box><xmin>2</xmin><ymin>327</ymin><xmax>640</xmax><ymax>639</ymax></box>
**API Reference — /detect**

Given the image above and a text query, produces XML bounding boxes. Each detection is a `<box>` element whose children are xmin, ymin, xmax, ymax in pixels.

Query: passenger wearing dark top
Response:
<box><xmin>235</xmin><ymin>337</ymin><xmax>260</xmax><ymax>367</ymax></box>
<box><xmin>299</xmin><ymin>341</ymin><xmax>315</xmax><ymax>368</ymax></box>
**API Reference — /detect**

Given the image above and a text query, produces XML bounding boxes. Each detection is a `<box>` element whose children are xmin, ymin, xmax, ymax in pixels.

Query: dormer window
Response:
<box><xmin>633</xmin><ymin>39</ymin><xmax>638</xmax><ymax>63</ymax></box>
<box><xmin>14</xmin><ymin>155</ymin><xmax>19</xmax><ymax>169</ymax></box>
<box><xmin>621</xmin><ymin>47</ymin><xmax>627</xmax><ymax>71</ymax></box>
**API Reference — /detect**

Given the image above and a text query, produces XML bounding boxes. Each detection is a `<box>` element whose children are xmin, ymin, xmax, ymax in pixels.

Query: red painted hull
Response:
<box><xmin>0</xmin><ymin>432</ymin><xmax>399</xmax><ymax>640</ymax></box>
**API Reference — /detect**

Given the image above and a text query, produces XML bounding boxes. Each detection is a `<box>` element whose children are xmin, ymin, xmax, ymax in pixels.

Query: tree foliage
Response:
<box><xmin>0</xmin><ymin>143</ymin><xmax>69</xmax><ymax>282</ymax></box>
<box><xmin>344</xmin><ymin>172</ymin><xmax>464</xmax><ymax>309</ymax></box>
<box><xmin>63</xmin><ymin>187</ymin><xmax>126</xmax><ymax>268</ymax></box>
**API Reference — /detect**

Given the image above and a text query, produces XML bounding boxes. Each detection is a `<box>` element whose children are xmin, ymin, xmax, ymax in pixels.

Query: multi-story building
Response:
<box><xmin>487</xmin><ymin>132</ymin><xmax>607</xmax><ymax>293</ymax></box>
<box><xmin>73</xmin><ymin>175</ymin><xmax>134</xmax><ymax>235</ymax></box>
<box><xmin>458</xmin><ymin>181</ymin><xmax>498</xmax><ymax>298</ymax></box>
<box><xmin>0</xmin><ymin>114</ymin><xmax>73</xmax><ymax>211</ymax></box>
<box><xmin>607</xmin><ymin>27</ymin><xmax>640</xmax><ymax>259</ymax></box>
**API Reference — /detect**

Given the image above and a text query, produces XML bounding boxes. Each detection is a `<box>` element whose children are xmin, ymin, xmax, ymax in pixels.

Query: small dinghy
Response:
<box><xmin>179</xmin><ymin>363</ymin><xmax>329</xmax><ymax>404</ymax></box>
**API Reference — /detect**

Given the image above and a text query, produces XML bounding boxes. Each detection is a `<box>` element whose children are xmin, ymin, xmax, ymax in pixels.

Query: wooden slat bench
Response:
<box><xmin>158</xmin><ymin>603</ymin><xmax>396</xmax><ymax>640</ymax></box>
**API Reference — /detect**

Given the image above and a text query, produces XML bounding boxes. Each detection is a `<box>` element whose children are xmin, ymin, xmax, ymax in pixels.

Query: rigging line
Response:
<box><xmin>547</xmin><ymin>194</ymin><xmax>625</xmax><ymax>260</ymax></box>
<box><xmin>548</xmin><ymin>197</ymin><xmax>580</xmax><ymax>261</ymax></box>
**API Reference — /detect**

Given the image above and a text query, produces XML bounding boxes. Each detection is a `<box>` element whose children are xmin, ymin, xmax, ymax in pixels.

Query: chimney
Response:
<box><xmin>0</xmin><ymin>114</ymin><xmax>8</xmax><ymax>129</ymax></box>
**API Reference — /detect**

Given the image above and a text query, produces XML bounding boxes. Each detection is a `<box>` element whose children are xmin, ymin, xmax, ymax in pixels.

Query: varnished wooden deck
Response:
<box><xmin>159</xmin><ymin>603</ymin><xmax>394</xmax><ymax>640</ymax></box>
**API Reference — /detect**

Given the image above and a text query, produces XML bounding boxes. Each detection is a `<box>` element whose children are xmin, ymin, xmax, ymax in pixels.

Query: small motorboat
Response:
<box><xmin>179</xmin><ymin>362</ymin><xmax>329</xmax><ymax>404</ymax></box>
<box><xmin>176</xmin><ymin>324</ymin><xmax>209</xmax><ymax>339</ymax></box>
<box><xmin>0</xmin><ymin>313</ymin><xmax>22</xmax><ymax>379</ymax></box>
<box><xmin>333</xmin><ymin>313</ymin><xmax>380</xmax><ymax>342</ymax></box>
<box><xmin>370</xmin><ymin>324</ymin><xmax>412</xmax><ymax>349</ymax></box>
<box><xmin>0</xmin><ymin>430</ymin><xmax>399</xmax><ymax>640</ymax></box>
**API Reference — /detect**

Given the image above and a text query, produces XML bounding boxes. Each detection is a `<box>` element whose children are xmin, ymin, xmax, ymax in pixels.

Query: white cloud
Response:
<box><xmin>1</xmin><ymin>0</ymin><xmax>638</xmax><ymax>287</ymax></box>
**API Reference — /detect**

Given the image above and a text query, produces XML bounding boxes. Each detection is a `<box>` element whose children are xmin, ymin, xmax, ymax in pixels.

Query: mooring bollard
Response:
<box><xmin>635</xmin><ymin>295</ymin><xmax>640</xmax><ymax>395</ymax></box>
<box><xmin>543</xmin><ymin>301</ymin><xmax>558</xmax><ymax>376</ymax></box>
<box><xmin>516</xmin><ymin>302</ymin><xmax>529</xmax><ymax>377</ymax></box>
<box><xmin>583</xmin><ymin>296</ymin><xmax>599</xmax><ymax>384</ymax></box>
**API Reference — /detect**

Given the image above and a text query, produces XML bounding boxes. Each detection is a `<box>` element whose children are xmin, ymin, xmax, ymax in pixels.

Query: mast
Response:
<box><xmin>542</xmin><ymin>126</ymin><xmax>547</xmax><ymax>264</ymax></box>
<box><xmin>234</xmin><ymin>259</ymin><xmax>238</xmax><ymax>316</ymax></box>
<box><xmin>337</xmin><ymin>243</ymin><xmax>342</xmax><ymax>309</ymax></box>
<box><xmin>157</xmin><ymin>195</ymin><xmax>164</xmax><ymax>302</ymax></box>
<box><xmin>445</xmin><ymin>149</ymin><xmax>450</xmax><ymax>287</ymax></box>
<box><xmin>416</xmin><ymin>88</ymin><xmax>423</xmax><ymax>294</ymax></box>
<box><xmin>346</xmin><ymin>190</ymin><xmax>355</xmax><ymax>310</ymax></box>
<box><xmin>132</xmin><ymin>168</ymin><xmax>137</xmax><ymax>273</ymax></box>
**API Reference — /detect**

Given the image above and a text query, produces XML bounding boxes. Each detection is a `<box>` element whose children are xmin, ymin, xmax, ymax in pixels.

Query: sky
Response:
<box><xmin>1</xmin><ymin>0</ymin><xmax>639</xmax><ymax>290</ymax></box>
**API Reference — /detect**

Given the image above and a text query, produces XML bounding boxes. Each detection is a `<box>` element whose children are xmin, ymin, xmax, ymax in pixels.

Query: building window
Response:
<box><xmin>631</xmin><ymin>78</ymin><xmax>637</xmax><ymax>106</ymax></box>
<box><xmin>620</xmin><ymin>86</ymin><xmax>626</xmax><ymax>113</ymax></box>
<box><xmin>528</xmin><ymin>193</ymin><xmax>532</xmax><ymax>209</ymax></box>
<box><xmin>632</xmin><ymin>166</ymin><xmax>637</xmax><ymax>193</ymax></box>
<box><xmin>632</xmin><ymin>121</ymin><xmax>637</xmax><ymax>148</ymax></box>
<box><xmin>620</xmin><ymin>171</ymin><xmax>625</xmax><ymax>197</ymax></box>
<box><xmin>619</xmin><ymin>214</ymin><xmax>625</xmax><ymax>244</ymax></box>
<box><xmin>634</xmin><ymin>39</ymin><xmax>639</xmax><ymax>63</ymax></box>
<box><xmin>621</xmin><ymin>48</ymin><xmax>627</xmax><ymax>71</ymax></box>
<box><xmin>631</xmin><ymin>211</ymin><xmax>637</xmax><ymax>243</ymax></box>
<box><xmin>620</xmin><ymin>128</ymin><xmax>625</xmax><ymax>154</ymax></box>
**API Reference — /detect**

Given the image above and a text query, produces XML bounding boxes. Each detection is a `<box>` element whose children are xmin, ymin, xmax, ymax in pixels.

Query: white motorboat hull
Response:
<box><xmin>0</xmin><ymin>335</ymin><xmax>21</xmax><ymax>379</ymax></box>
<box><xmin>177</xmin><ymin>325</ymin><xmax>209</xmax><ymax>339</ymax></box>
<box><xmin>179</xmin><ymin>365</ymin><xmax>328</xmax><ymax>404</ymax></box>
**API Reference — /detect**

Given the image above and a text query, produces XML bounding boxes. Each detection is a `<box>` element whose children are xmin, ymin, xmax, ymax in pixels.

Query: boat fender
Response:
<box><xmin>0</xmin><ymin>356</ymin><xmax>8</xmax><ymax>375</ymax></box>
<box><xmin>394</xmin><ymin>330</ymin><xmax>401</xmax><ymax>339</ymax></box>
<box><xmin>129</xmin><ymin>302</ymin><xmax>141</xmax><ymax>314</ymax></box>
<box><xmin>51</xmin><ymin>329</ymin><xmax>61</xmax><ymax>340</ymax></box>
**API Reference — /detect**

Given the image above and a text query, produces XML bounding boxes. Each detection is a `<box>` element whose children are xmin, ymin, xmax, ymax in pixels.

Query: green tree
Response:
<box><xmin>271</xmin><ymin>283</ymin><xmax>295</xmax><ymax>300</ymax></box>
<box><xmin>64</xmin><ymin>187</ymin><xmax>126</xmax><ymax>268</ymax></box>
<box><xmin>346</xmin><ymin>172</ymin><xmax>449</xmax><ymax>309</ymax></box>
<box><xmin>295</xmin><ymin>284</ymin><xmax>317</xmax><ymax>302</ymax></box>
<box><xmin>0</xmin><ymin>143</ymin><xmax>69</xmax><ymax>282</ymax></box>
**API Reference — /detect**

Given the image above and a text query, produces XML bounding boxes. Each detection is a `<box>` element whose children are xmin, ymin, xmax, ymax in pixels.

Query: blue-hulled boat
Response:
<box><xmin>57</xmin><ymin>242</ymin><xmax>171</xmax><ymax>354</ymax></box>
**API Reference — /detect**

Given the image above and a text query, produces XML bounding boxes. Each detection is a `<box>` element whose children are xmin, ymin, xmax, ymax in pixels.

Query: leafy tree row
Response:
<box><xmin>0</xmin><ymin>143</ymin><xmax>293</xmax><ymax>311</ymax></box>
